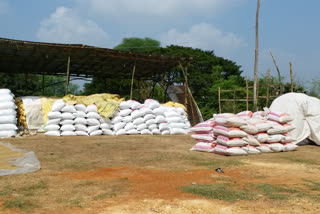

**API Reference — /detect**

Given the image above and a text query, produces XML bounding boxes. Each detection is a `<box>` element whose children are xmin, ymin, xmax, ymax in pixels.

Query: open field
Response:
<box><xmin>1</xmin><ymin>134</ymin><xmax>320</xmax><ymax>214</ymax></box>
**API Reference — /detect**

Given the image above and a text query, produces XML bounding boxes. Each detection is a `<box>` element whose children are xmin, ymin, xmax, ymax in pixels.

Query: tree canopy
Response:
<box><xmin>114</xmin><ymin>37</ymin><xmax>160</xmax><ymax>52</ymax></box>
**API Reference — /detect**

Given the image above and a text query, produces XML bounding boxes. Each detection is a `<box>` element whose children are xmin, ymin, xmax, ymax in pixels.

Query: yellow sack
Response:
<box><xmin>15</xmin><ymin>98</ymin><xmax>28</xmax><ymax>129</ymax></box>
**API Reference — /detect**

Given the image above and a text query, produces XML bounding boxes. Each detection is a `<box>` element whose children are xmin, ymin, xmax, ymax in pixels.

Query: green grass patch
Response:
<box><xmin>304</xmin><ymin>180</ymin><xmax>320</xmax><ymax>191</ymax></box>
<box><xmin>257</xmin><ymin>184</ymin><xmax>299</xmax><ymax>200</ymax></box>
<box><xmin>0</xmin><ymin>185</ymin><xmax>15</xmax><ymax>196</ymax></box>
<box><xmin>185</xmin><ymin>154</ymin><xmax>244</xmax><ymax>169</ymax></box>
<box><xmin>2</xmin><ymin>197</ymin><xmax>37</xmax><ymax>211</ymax></box>
<box><xmin>284</xmin><ymin>157</ymin><xmax>319</xmax><ymax>166</ymax></box>
<box><xmin>69</xmin><ymin>197</ymin><xmax>83</xmax><ymax>208</ymax></box>
<box><xmin>93</xmin><ymin>191</ymin><xmax>117</xmax><ymax>200</ymax></box>
<box><xmin>182</xmin><ymin>184</ymin><xmax>255</xmax><ymax>202</ymax></box>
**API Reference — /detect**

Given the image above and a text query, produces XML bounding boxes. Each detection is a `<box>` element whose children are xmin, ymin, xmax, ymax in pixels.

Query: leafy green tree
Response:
<box><xmin>114</xmin><ymin>37</ymin><xmax>161</xmax><ymax>52</ymax></box>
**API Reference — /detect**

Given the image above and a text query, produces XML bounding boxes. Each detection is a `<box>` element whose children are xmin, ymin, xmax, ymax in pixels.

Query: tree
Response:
<box><xmin>114</xmin><ymin>37</ymin><xmax>160</xmax><ymax>52</ymax></box>
<box><xmin>309</xmin><ymin>78</ymin><xmax>320</xmax><ymax>98</ymax></box>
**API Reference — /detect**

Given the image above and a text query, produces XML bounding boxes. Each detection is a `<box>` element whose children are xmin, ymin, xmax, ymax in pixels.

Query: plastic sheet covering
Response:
<box><xmin>0</xmin><ymin>142</ymin><xmax>41</xmax><ymax>176</ymax></box>
<box><xmin>269</xmin><ymin>93</ymin><xmax>320</xmax><ymax>145</ymax></box>
<box><xmin>63</xmin><ymin>93</ymin><xmax>124</xmax><ymax>118</ymax></box>
<box><xmin>21</xmin><ymin>96</ymin><xmax>44</xmax><ymax>130</ymax></box>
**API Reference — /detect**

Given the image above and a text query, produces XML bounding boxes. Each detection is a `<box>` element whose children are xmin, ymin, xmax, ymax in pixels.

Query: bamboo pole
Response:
<box><xmin>245</xmin><ymin>76</ymin><xmax>249</xmax><ymax>110</ymax></box>
<box><xmin>65</xmin><ymin>56</ymin><xmax>71</xmax><ymax>95</ymax></box>
<box><xmin>253</xmin><ymin>0</ymin><xmax>260</xmax><ymax>112</ymax></box>
<box><xmin>218</xmin><ymin>87</ymin><xmax>221</xmax><ymax>113</ymax></box>
<box><xmin>256</xmin><ymin>75</ymin><xmax>259</xmax><ymax>111</ymax></box>
<box><xmin>290</xmin><ymin>61</ymin><xmax>293</xmax><ymax>92</ymax></box>
<box><xmin>129</xmin><ymin>61</ymin><xmax>136</xmax><ymax>100</ymax></box>
<box><xmin>266</xmin><ymin>69</ymin><xmax>270</xmax><ymax>107</ymax></box>
<box><xmin>270</xmin><ymin>51</ymin><xmax>282</xmax><ymax>94</ymax></box>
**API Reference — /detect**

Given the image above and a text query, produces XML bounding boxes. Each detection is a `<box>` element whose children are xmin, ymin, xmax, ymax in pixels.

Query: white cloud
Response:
<box><xmin>37</xmin><ymin>7</ymin><xmax>110</xmax><ymax>47</ymax></box>
<box><xmin>76</xmin><ymin>0</ymin><xmax>243</xmax><ymax>17</ymax></box>
<box><xmin>160</xmin><ymin>23</ymin><xmax>247</xmax><ymax>56</ymax></box>
<box><xmin>0</xmin><ymin>0</ymin><xmax>9</xmax><ymax>15</ymax></box>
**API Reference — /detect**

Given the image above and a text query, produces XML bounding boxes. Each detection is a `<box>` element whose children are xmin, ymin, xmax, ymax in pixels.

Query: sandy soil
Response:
<box><xmin>0</xmin><ymin>134</ymin><xmax>320</xmax><ymax>214</ymax></box>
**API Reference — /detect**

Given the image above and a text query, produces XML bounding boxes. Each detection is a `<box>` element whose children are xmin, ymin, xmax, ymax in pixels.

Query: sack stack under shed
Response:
<box><xmin>0</xmin><ymin>89</ymin><xmax>18</xmax><ymax>138</ymax></box>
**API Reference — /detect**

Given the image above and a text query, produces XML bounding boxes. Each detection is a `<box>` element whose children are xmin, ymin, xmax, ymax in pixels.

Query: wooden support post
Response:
<box><xmin>129</xmin><ymin>61</ymin><xmax>136</xmax><ymax>100</ymax></box>
<box><xmin>233</xmin><ymin>89</ymin><xmax>236</xmax><ymax>113</ymax></box>
<box><xmin>218</xmin><ymin>87</ymin><xmax>221</xmax><ymax>113</ymax></box>
<box><xmin>65</xmin><ymin>56</ymin><xmax>71</xmax><ymax>95</ymax></box>
<box><xmin>256</xmin><ymin>76</ymin><xmax>259</xmax><ymax>110</ymax></box>
<box><xmin>290</xmin><ymin>61</ymin><xmax>293</xmax><ymax>92</ymax></box>
<box><xmin>266</xmin><ymin>69</ymin><xmax>270</xmax><ymax>107</ymax></box>
<box><xmin>245</xmin><ymin>76</ymin><xmax>249</xmax><ymax>111</ymax></box>
<box><xmin>179</xmin><ymin>61</ymin><xmax>190</xmax><ymax>108</ymax></box>
<box><xmin>253</xmin><ymin>0</ymin><xmax>260</xmax><ymax>112</ymax></box>
<box><xmin>270</xmin><ymin>51</ymin><xmax>282</xmax><ymax>94</ymax></box>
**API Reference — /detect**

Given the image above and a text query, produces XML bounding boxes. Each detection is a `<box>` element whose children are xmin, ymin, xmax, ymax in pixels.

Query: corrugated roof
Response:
<box><xmin>0</xmin><ymin>37</ymin><xmax>192</xmax><ymax>80</ymax></box>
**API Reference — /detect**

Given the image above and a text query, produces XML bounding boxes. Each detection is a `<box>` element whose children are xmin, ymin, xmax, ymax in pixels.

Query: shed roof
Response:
<box><xmin>0</xmin><ymin>37</ymin><xmax>192</xmax><ymax>80</ymax></box>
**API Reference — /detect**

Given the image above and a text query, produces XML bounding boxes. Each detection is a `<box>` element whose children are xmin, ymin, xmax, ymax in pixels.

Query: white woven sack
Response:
<box><xmin>45</xmin><ymin>124</ymin><xmax>60</xmax><ymax>131</ymax></box>
<box><xmin>240</xmin><ymin>124</ymin><xmax>259</xmax><ymax>134</ymax></box>
<box><xmin>99</xmin><ymin>117</ymin><xmax>111</xmax><ymax>124</ymax></box>
<box><xmin>141</xmin><ymin>129</ymin><xmax>152</xmax><ymax>135</ymax></box>
<box><xmin>144</xmin><ymin>114</ymin><xmax>155</xmax><ymax>122</ymax></box>
<box><xmin>146</xmin><ymin>119</ymin><xmax>156</xmax><ymax>126</ymax></box>
<box><xmin>86</xmin><ymin>104</ymin><xmax>98</xmax><ymax>113</ymax></box>
<box><xmin>254</xmin><ymin>133</ymin><xmax>269</xmax><ymax>143</ymax></box>
<box><xmin>267</xmin><ymin>143</ymin><xmax>284</xmax><ymax>152</ymax></box>
<box><xmin>119</xmin><ymin>101</ymin><xmax>130</xmax><ymax>110</ymax></box>
<box><xmin>214</xmin><ymin>113</ymin><xmax>235</xmax><ymax>126</ymax></box>
<box><xmin>61</xmin><ymin>105</ymin><xmax>76</xmax><ymax>113</ymax></box>
<box><xmin>127</xmin><ymin>100</ymin><xmax>142</xmax><ymax>109</ymax></box>
<box><xmin>124</xmin><ymin>123</ymin><xmax>136</xmax><ymax>131</ymax></box>
<box><xmin>74</xmin><ymin>117</ymin><xmax>87</xmax><ymax>125</ymax></box>
<box><xmin>281</xmin><ymin>134</ymin><xmax>295</xmax><ymax>143</ymax></box>
<box><xmin>0</xmin><ymin>89</ymin><xmax>11</xmax><ymax>95</ymax></box>
<box><xmin>45</xmin><ymin>130</ymin><xmax>60</xmax><ymax>136</ymax></box>
<box><xmin>119</xmin><ymin>109</ymin><xmax>132</xmax><ymax>117</ymax></box>
<box><xmin>86</xmin><ymin>112</ymin><xmax>101</xmax><ymax>120</ymax></box>
<box><xmin>167</xmin><ymin>117</ymin><xmax>183</xmax><ymax>124</ymax></box>
<box><xmin>227</xmin><ymin>117</ymin><xmax>247</xmax><ymax>127</ymax></box>
<box><xmin>243</xmin><ymin>135</ymin><xmax>260</xmax><ymax>146</ymax></box>
<box><xmin>87</xmin><ymin>118</ymin><xmax>100</xmax><ymax>126</ymax></box>
<box><xmin>0</xmin><ymin>115</ymin><xmax>17</xmax><ymax>124</ymax></box>
<box><xmin>190</xmin><ymin>142</ymin><xmax>216</xmax><ymax>153</ymax></box>
<box><xmin>113</xmin><ymin>122</ymin><xmax>126</xmax><ymax>132</ymax></box>
<box><xmin>127</xmin><ymin>129</ymin><xmax>139</xmax><ymax>135</ymax></box>
<box><xmin>213</xmin><ymin>126</ymin><xmax>247</xmax><ymax>138</ymax></box>
<box><xmin>153</xmin><ymin>108</ymin><xmax>164</xmax><ymax>116</ymax></box>
<box><xmin>170</xmin><ymin>128</ymin><xmax>187</xmax><ymax>135</ymax></box>
<box><xmin>192</xmin><ymin>134</ymin><xmax>214</xmax><ymax>142</ymax></box>
<box><xmin>256</xmin><ymin>145</ymin><xmax>273</xmax><ymax>153</ymax></box>
<box><xmin>0</xmin><ymin>124</ymin><xmax>17</xmax><ymax>130</ymax></box>
<box><xmin>75</xmin><ymin>124</ymin><xmax>88</xmax><ymax>132</ymax></box>
<box><xmin>111</xmin><ymin>116</ymin><xmax>123</xmax><ymax>124</ymax></box>
<box><xmin>102</xmin><ymin>129</ymin><xmax>114</xmax><ymax>135</ymax></box>
<box><xmin>164</xmin><ymin>111</ymin><xmax>180</xmax><ymax>118</ymax></box>
<box><xmin>51</xmin><ymin>100</ymin><xmax>65</xmax><ymax>112</ymax></box>
<box><xmin>242</xmin><ymin>145</ymin><xmax>261</xmax><ymax>155</ymax></box>
<box><xmin>116</xmin><ymin>129</ymin><xmax>127</xmax><ymax>135</ymax></box>
<box><xmin>121</xmin><ymin>116</ymin><xmax>131</xmax><ymax>123</ymax></box>
<box><xmin>140</xmin><ymin>108</ymin><xmax>153</xmax><ymax>116</ymax></box>
<box><xmin>267</xmin><ymin>134</ymin><xmax>284</xmax><ymax>143</ymax></box>
<box><xmin>88</xmin><ymin>125</ymin><xmax>100</xmax><ymax>133</ymax></box>
<box><xmin>152</xmin><ymin>129</ymin><xmax>161</xmax><ymax>135</ymax></box>
<box><xmin>46</xmin><ymin>119</ymin><xmax>61</xmax><ymax>125</ymax></box>
<box><xmin>90</xmin><ymin>130</ymin><xmax>103</xmax><ymax>136</ymax></box>
<box><xmin>217</xmin><ymin>135</ymin><xmax>247</xmax><ymax>147</ymax></box>
<box><xmin>0</xmin><ymin>102</ymin><xmax>16</xmax><ymax>110</ymax></box>
<box><xmin>169</xmin><ymin>123</ymin><xmax>186</xmax><ymax>129</ymax></box>
<box><xmin>60</xmin><ymin>120</ymin><xmax>74</xmax><ymax>125</ymax></box>
<box><xmin>75</xmin><ymin>104</ymin><xmax>87</xmax><ymax>112</ymax></box>
<box><xmin>161</xmin><ymin>130</ymin><xmax>170</xmax><ymax>135</ymax></box>
<box><xmin>61</xmin><ymin>131</ymin><xmax>77</xmax><ymax>136</ymax></box>
<box><xmin>131</xmin><ymin>110</ymin><xmax>143</xmax><ymax>119</ymax></box>
<box><xmin>144</xmin><ymin>99</ymin><xmax>160</xmax><ymax>109</ymax></box>
<box><xmin>214</xmin><ymin>145</ymin><xmax>247</xmax><ymax>156</ymax></box>
<box><xmin>155</xmin><ymin>115</ymin><xmax>166</xmax><ymax>123</ymax></box>
<box><xmin>0</xmin><ymin>109</ymin><xmax>16</xmax><ymax>117</ymax></box>
<box><xmin>100</xmin><ymin>123</ymin><xmax>112</xmax><ymax>129</ymax></box>
<box><xmin>0</xmin><ymin>130</ymin><xmax>16</xmax><ymax>138</ymax></box>
<box><xmin>0</xmin><ymin>95</ymin><xmax>14</xmax><ymax>102</ymax></box>
<box><xmin>61</xmin><ymin>112</ymin><xmax>74</xmax><ymax>120</ymax></box>
<box><xmin>75</xmin><ymin>131</ymin><xmax>88</xmax><ymax>136</ymax></box>
<box><xmin>73</xmin><ymin>111</ymin><xmax>87</xmax><ymax>118</ymax></box>
<box><xmin>148</xmin><ymin>124</ymin><xmax>157</xmax><ymax>131</ymax></box>
<box><xmin>159</xmin><ymin>123</ymin><xmax>169</xmax><ymax>131</ymax></box>
<box><xmin>268</xmin><ymin>112</ymin><xmax>294</xmax><ymax>123</ymax></box>
<box><xmin>61</xmin><ymin>124</ymin><xmax>75</xmax><ymax>131</ymax></box>
<box><xmin>133</xmin><ymin>118</ymin><xmax>144</xmax><ymax>126</ymax></box>
<box><xmin>137</xmin><ymin>123</ymin><xmax>147</xmax><ymax>131</ymax></box>
<box><xmin>283</xmin><ymin>143</ymin><xmax>298</xmax><ymax>151</ymax></box>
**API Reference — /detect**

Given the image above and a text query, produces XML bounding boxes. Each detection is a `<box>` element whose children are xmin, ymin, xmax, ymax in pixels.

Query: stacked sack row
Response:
<box><xmin>45</xmin><ymin>99</ymin><xmax>191</xmax><ymax>136</ymax></box>
<box><xmin>0</xmin><ymin>89</ymin><xmax>18</xmax><ymax>138</ymax></box>
<box><xmin>110</xmin><ymin>99</ymin><xmax>190</xmax><ymax>135</ymax></box>
<box><xmin>190</xmin><ymin>110</ymin><xmax>298</xmax><ymax>156</ymax></box>
<box><xmin>45</xmin><ymin>99</ymin><xmax>112</xmax><ymax>136</ymax></box>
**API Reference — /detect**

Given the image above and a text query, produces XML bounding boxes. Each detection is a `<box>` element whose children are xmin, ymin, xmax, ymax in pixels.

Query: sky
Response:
<box><xmin>0</xmin><ymin>0</ymin><xmax>319</xmax><ymax>89</ymax></box>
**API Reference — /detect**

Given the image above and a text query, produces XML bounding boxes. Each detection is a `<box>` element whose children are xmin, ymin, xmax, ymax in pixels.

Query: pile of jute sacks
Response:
<box><xmin>45</xmin><ymin>99</ymin><xmax>191</xmax><ymax>136</ymax></box>
<box><xmin>190</xmin><ymin>110</ymin><xmax>298</xmax><ymax>155</ymax></box>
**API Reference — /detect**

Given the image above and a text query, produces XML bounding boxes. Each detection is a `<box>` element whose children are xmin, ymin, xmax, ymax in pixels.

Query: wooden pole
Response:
<box><xmin>266</xmin><ymin>69</ymin><xmax>270</xmax><ymax>107</ymax></box>
<box><xmin>256</xmin><ymin>76</ymin><xmax>259</xmax><ymax>110</ymax></box>
<box><xmin>65</xmin><ymin>56</ymin><xmax>71</xmax><ymax>95</ymax></box>
<box><xmin>253</xmin><ymin>0</ymin><xmax>260</xmax><ymax>112</ymax></box>
<box><xmin>290</xmin><ymin>61</ymin><xmax>293</xmax><ymax>92</ymax></box>
<box><xmin>233</xmin><ymin>89</ymin><xmax>236</xmax><ymax>113</ymax></box>
<box><xmin>179</xmin><ymin>61</ymin><xmax>190</xmax><ymax>107</ymax></box>
<box><xmin>245</xmin><ymin>76</ymin><xmax>249</xmax><ymax>110</ymax></box>
<box><xmin>270</xmin><ymin>51</ymin><xmax>282</xmax><ymax>95</ymax></box>
<box><xmin>129</xmin><ymin>61</ymin><xmax>136</xmax><ymax>100</ymax></box>
<box><xmin>218</xmin><ymin>87</ymin><xmax>221</xmax><ymax>113</ymax></box>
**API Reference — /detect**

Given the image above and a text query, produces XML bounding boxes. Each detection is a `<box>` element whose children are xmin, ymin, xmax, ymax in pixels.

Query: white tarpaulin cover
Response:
<box><xmin>22</xmin><ymin>96</ymin><xmax>44</xmax><ymax>130</ymax></box>
<box><xmin>270</xmin><ymin>93</ymin><xmax>320</xmax><ymax>145</ymax></box>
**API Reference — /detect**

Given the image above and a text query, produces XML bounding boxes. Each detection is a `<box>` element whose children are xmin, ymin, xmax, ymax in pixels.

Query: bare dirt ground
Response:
<box><xmin>1</xmin><ymin>134</ymin><xmax>320</xmax><ymax>214</ymax></box>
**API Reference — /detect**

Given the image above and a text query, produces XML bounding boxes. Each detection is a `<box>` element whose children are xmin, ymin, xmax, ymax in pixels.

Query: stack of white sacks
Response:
<box><xmin>190</xmin><ymin>110</ymin><xmax>298</xmax><ymax>156</ymax></box>
<box><xmin>45</xmin><ymin>99</ymin><xmax>191</xmax><ymax>136</ymax></box>
<box><xmin>0</xmin><ymin>89</ymin><xmax>18</xmax><ymax>138</ymax></box>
